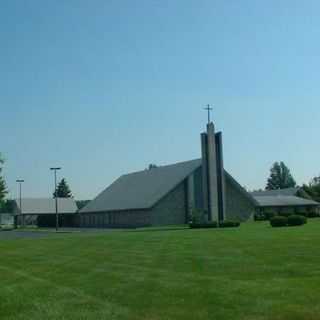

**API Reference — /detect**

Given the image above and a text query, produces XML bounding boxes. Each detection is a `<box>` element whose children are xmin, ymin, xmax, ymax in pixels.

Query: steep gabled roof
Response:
<box><xmin>224</xmin><ymin>172</ymin><xmax>259</xmax><ymax>206</ymax></box>
<box><xmin>80</xmin><ymin>159</ymin><xmax>202</xmax><ymax>213</ymax></box>
<box><xmin>15</xmin><ymin>198</ymin><xmax>77</xmax><ymax>215</ymax></box>
<box><xmin>253</xmin><ymin>195</ymin><xmax>319</xmax><ymax>207</ymax></box>
<box><xmin>80</xmin><ymin>159</ymin><xmax>257</xmax><ymax>213</ymax></box>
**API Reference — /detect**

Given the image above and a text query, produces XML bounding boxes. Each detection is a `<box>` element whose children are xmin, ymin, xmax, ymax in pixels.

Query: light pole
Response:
<box><xmin>50</xmin><ymin>167</ymin><xmax>61</xmax><ymax>232</ymax></box>
<box><xmin>16</xmin><ymin>179</ymin><xmax>24</xmax><ymax>228</ymax></box>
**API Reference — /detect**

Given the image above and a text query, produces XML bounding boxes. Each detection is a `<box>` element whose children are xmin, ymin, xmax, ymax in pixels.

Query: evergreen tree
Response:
<box><xmin>266</xmin><ymin>162</ymin><xmax>296</xmax><ymax>190</ymax></box>
<box><xmin>0</xmin><ymin>153</ymin><xmax>7</xmax><ymax>207</ymax></box>
<box><xmin>76</xmin><ymin>200</ymin><xmax>91</xmax><ymax>210</ymax></box>
<box><xmin>0</xmin><ymin>199</ymin><xmax>15</xmax><ymax>213</ymax></box>
<box><xmin>53</xmin><ymin>178</ymin><xmax>73</xmax><ymax>198</ymax></box>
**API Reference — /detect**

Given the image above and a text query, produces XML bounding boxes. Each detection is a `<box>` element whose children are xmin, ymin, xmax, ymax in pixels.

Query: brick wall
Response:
<box><xmin>225</xmin><ymin>179</ymin><xmax>255</xmax><ymax>221</ymax></box>
<box><xmin>150</xmin><ymin>180</ymin><xmax>188</xmax><ymax>226</ymax></box>
<box><xmin>79</xmin><ymin>181</ymin><xmax>188</xmax><ymax>228</ymax></box>
<box><xmin>79</xmin><ymin>210</ymin><xmax>151</xmax><ymax>228</ymax></box>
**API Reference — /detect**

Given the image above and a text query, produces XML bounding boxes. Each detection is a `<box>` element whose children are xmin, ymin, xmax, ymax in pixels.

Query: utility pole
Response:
<box><xmin>16</xmin><ymin>179</ymin><xmax>24</xmax><ymax>228</ymax></box>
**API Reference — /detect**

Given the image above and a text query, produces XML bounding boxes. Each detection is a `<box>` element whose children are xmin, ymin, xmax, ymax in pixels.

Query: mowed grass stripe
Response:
<box><xmin>1</xmin><ymin>221</ymin><xmax>320</xmax><ymax>319</ymax></box>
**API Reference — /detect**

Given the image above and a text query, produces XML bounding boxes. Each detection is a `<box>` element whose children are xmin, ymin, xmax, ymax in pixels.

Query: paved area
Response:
<box><xmin>0</xmin><ymin>230</ymin><xmax>54</xmax><ymax>240</ymax></box>
<box><xmin>0</xmin><ymin>228</ymin><xmax>118</xmax><ymax>240</ymax></box>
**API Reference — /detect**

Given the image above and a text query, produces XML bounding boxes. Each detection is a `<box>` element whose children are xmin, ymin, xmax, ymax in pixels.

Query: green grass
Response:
<box><xmin>1</xmin><ymin>220</ymin><xmax>320</xmax><ymax>320</ymax></box>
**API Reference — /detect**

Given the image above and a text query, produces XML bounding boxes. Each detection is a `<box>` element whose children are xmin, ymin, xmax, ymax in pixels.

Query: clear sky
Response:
<box><xmin>1</xmin><ymin>0</ymin><xmax>320</xmax><ymax>200</ymax></box>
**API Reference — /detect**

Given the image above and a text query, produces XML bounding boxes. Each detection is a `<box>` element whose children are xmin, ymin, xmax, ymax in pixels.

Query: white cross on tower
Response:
<box><xmin>204</xmin><ymin>104</ymin><xmax>213</xmax><ymax>124</ymax></box>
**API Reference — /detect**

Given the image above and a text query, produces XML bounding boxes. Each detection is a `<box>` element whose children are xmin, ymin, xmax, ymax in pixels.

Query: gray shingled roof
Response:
<box><xmin>253</xmin><ymin>195</ymin><xmax>319</xmax><ymax>207</ymax></box>
<box><xmin>80</xmin><ymin>159</ymin><xmax>257</xmax><ymax>213</ymax></box>
<box><xmin>81</xmin><ymin>159</ymin><xmax>202</xmax><ymax>213</ymax></box>
<box><xmin>15</xmin><ymin>198</ymin><xmax>77</xmax><ymax>215</ymax></box>
<box><xmin>251</xmin><ymin>188</ymin><xmax>299</xmax><ymax>197</ymax></box>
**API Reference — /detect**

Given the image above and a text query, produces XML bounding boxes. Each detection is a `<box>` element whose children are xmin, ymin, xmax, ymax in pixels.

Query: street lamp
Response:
<box><xmin>16</xmin><ymin>179</ymin><xmax>24</xmax><ymax>228</ymax></box>
<box><xmin>50</xmin><ymin>167</ymin><xmax>61</xmax><ymax>232</ymax></box>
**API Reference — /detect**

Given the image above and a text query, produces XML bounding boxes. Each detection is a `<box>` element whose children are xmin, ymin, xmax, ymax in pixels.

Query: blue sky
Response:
<box><xmin>1</xmin><ymin>0</ymin><xmax>320</xmax><ymax>199</ymax></box>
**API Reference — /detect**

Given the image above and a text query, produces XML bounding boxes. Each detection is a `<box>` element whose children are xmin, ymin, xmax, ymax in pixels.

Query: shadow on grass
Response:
<box><xmin>132</xmin><ymin>225</ymin><xmax>190</xmax><ymax>233</ymax></box>
<box><xmin>132</xmin><ymin>225</ymin><xmax>244</xmax><ymax>233</ymax></box>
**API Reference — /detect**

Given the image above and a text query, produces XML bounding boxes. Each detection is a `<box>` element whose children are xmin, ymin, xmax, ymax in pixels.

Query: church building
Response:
<box><xmin>79</xmin><ymin>121</ymin><xmax>258</xmax><ymax>228</ymax></box>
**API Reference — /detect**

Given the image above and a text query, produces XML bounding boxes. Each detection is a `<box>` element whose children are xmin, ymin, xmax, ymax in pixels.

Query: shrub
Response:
<box><xmin>189</xmin><ymin>222</ymin><xmax>218</xmax><ymax>229</ymax></box>
<box><xmin>189</xmin><ymin>220</ymin><xmax>241</xmax><ymax>229</ymax></box>
<box><xmin>306</xmin><ymin>211</ymin><xmax>319</xmax><ymax>218</ymax></box>
<box><xmin>296</xmin><ymin>212</ymin><xmax>307</xmax><ymax>217</ymax></box>
<box><xmin>270</xmin><ymin>216</ymin><xmax>288</xmax><ymax>227</ymax></box>
<box><xmin>0</xmin><ymin>225</ymin><xmax>13</xmax><ymax>231</ymax></box>
<box><xmin>219</xmin><ymin>220</ymin><xmax>240</xmax><ymax>228</ymax></box>
<box><xmin>278</xmin><ymin>212</ymin><xmax>292</xmax><ymax>218</ymax></box>
<box><xmin>190</xmin><ymin>209</ymin><xmax>207</xmax><ymax>224</ymax></box>
<box><xmin>264</xmin><ymin>212</ymin><xmax>276</xmax><ymax>220</ymax></box>
<box><xmin>287</xmin><ymin>215</ymin><xmax>307</xmax><ymax>226</ymax></box>
<box><xmin>254</xmin><ymin>212</ymin><xmax>266</xmax><ymax>221</ymax></box>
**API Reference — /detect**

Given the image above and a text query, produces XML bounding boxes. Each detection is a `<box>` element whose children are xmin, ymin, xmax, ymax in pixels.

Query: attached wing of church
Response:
<box><xmin>80</xmin><ymin>122</ymin><xmax>258</xmax><ymax>228</ymax></box>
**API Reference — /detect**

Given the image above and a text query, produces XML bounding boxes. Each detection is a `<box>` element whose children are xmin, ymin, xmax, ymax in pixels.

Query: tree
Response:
<box><xmin>301</xmin><ymin>175</ymin><xmax>320</xmax><ymax>202</ymax></box>
<box><xmin>310</xmin><ymin>175</ymin><xmax>320</xmax><ymax>187</ymax></box>
<box><xmin>266</xmin><ymin>162</ymin><xmax>296</xmax><ymax>190</ymax></box>
<box><xmin>0</xmin><ymin>199</ymin><xmax>15</xmax><ymax>214</ymax></box>
<box><xmin>0</xmin><ymin>153</ymin><xmax>7</xmax><ymax>207</ymax></box>
<box><xmin>53</xmin><ymin>178</ymin><xmax>73</xmax><ymax>198</ymax></box>
<box><xmin>76</xmin><ymin>200</ymin><xmax>91</xmax><ymax>210</ymax></box>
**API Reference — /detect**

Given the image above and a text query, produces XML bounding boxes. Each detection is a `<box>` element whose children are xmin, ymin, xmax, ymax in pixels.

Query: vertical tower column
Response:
<box><xmin>201</xmin><ymin>122</ymin><xmax>226</xmax><ymax>222</ymax></box>
<box><xmin>206</xmin><ymin>123</ymin><xmax>219</xmax><ymax>221</ymax></box>
<box><xmin>215</xmin><ymin>132</ymin><xmax>226</xmax><ymax>221</ymax></box>
<box><xmin>201</xmin><ymin>133</ymin><xmax>209</xmax><ymax>221</ymax></box>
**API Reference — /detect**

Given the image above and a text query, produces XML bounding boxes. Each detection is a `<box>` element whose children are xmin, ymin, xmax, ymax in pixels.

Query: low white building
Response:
<box><xmin>14</xmin><ymin>198</ymin><xmax>78</xmax><ymax>227</ymax></box>
<box><xmin>251</xmin><ymin>188</ymin><xmax>320</xmax><ymax>217</ymax></box>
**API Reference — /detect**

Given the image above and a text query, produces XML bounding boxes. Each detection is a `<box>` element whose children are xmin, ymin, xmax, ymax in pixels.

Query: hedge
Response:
<box><xmin>306</xmin><ymin>211</ymin><xmax>319</xmax><ymax>218</ymax></box>
<box><xmin>254</xmin><ymin>212</ymin><xmax>276</xmax><ymax>221</ymax></box>
<box><xmin>0</xmin><ymin>225</ymin><xmax>13</xmax><ymax>231</ymax></box>
<box><xmin>219</xmin><ymin>220</ymin><xmax>240</xmax><ymax>228</ymax></box>
<box><xmin>189</xmin><ymin>222</ymin><xmax>218</xmax><ymax>229</ymax></box>
<box><xmin>287</xmin><ymin>215</ymin><xmax>307</xmax><ymax>226</ymax></box>
<box><xmin>270</xmin><ymin>215</ymin><xmax>308</xmax><ymax>227</ymax></box>
<box><xmin>189</xmin><ymin>220</ymin><xmax>240</xmax><ymax>229</ymax></box>
<box><xmin>278</xmin><ymin>212</ymin><xmax>292</xmax><ymax>218</ymax></box>
<box><xmin>280</xmin><ymin>211</ymin><xmax>319</xmax><ymax>219</ymax></box>
<box><xmin>270</xmin><ymin>216</ymin><xmax>288</xmax><ymax>227</ymax></box>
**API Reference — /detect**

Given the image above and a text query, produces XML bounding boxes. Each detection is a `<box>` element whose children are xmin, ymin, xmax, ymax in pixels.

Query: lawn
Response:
<box><xmin>1</xmin><ymin>221</ymin><xmax>320</xmax><ymax>320</ymax></box>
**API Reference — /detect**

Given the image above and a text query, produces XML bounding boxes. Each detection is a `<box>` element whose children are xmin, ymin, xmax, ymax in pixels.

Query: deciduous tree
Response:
<box><xmin>302</xmin><ymin>175</ymin><xmax>320</xmax><ymax>202</ymax></box>
<box><xmin>266</xmin><ymin>162</ymin><xmax>296</xmax><ymax>190</ymax></box>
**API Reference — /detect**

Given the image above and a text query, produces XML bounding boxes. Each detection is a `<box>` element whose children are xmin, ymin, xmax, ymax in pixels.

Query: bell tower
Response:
<box><xmin>201</xmin><ymin>118</ymin><xmax>226</xmax><ymax>223</ymax></box>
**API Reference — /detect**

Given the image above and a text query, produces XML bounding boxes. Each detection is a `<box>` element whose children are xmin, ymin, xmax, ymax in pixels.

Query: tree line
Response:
<box><xmin>256</xmin><ymin>161</ymin><xmax>320</xmax><ymax>201</ymax></box>
<box><xmin>1</xmin><ymin>152</ymin><xmax>320</xmax><ymax>212</ymax></box>
<box><xmin>0</xmin><ymin>153</ymin><xmax>90</xmax><ymax>213</ymax></box>
<box><xmin>0</xmin><ymin>153</ymin><xmax>8</xmax><ymax>212</ymax></box>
